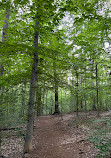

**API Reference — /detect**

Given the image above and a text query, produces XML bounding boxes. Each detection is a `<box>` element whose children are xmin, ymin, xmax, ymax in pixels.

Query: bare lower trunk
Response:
<box><xmin>53</xmin><ymin>63</ymin><xmax>59</xmax><ymax>114</ymax></box>
<box><xmin>96</xmin><ymin>64</ymin><xmax>99</xmax><ymax>117</ymax></box>
<box><xmin>46</xmin><ymin>92</ymin><xmax>48</xmax><ymax>115</ymax></box>
<box><xmin>75</xmin><ymin>70</ymin><xmax>79</xmax><ymax>117</ymax></box>
<box><xmin>50</xmin><ymin>94</ymin><xmax>53</xmax><ymax>115</ymax></box>
<box><xmin>54</xmin><ymin>84</ymin><xmax>59</xmax><ymax>114</ymax></box>
<box><xmin>90</xmin><ymin>59</ymin><xmax>96</xmax><ymax>111</ymax></box>
<box><xmin>23</xmin><ymin>18</ymin><xmax>39</xmax><ymax>154</ymax></box>
<box><xmin>80</xmin><ymin>74</ymin><xmax>83</xmax><ymax>110</ymax></box>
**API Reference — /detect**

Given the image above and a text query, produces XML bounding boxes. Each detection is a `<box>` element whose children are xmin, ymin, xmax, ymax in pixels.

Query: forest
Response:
<box><xmin>0</xmin><ymin>0</ymin><xmax>111</xmax><ymax>157</ymax></box>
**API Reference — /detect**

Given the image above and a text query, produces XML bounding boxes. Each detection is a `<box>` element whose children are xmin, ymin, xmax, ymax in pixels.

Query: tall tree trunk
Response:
<box><xmin>75</xmin><ymin>69</ymin><xmax>79</xmax><ymax>117</ymax></box>
<box><xmin>54</xmin><ymin>83</ymin><xmax>59</xmax><ymax>114</ymax></box>
<box><xmin>50</xmin><ymin>93</ymin><xmax>53</xmax><ymax>114</ymax></box>
<box><xmin>90</xmin><ymin>59</ymin><xmax>96</xmax><ymax>110</ymax></box>
<box><xmin>60</xmin><ymin>88</ymin><xmax>63</xmax><ymax>119</ymax></box>
<box><xmin>53</xmin><ymin>63</ymin><xmax>59</xmax><ymax>114</ymax></box>
<box><xmin>84</xmin><ymin>95</ymin><xmax>87</xmax><ymax>118</ymax></box>
<box><xmin>23</xmin><ymin>17</ymin><xmax>39</xmax><ymax>154</ymax></box>
<box><xmin>0</xmin><ymin>8</ymin><xmax>10</xmax><ymax>156</ymax></box>
<box><xmin>46</xmin><ymin>92</ymin><xmax>48</xmax><ymax>115</ymax></box>
<box><xmin>84</xmin><ymin>69</ymin><xmax>87</xmax><ymax>118</ymax></box>
<box><xmin>96</xmin><ymin>63</ymin><xmax>99</xmax><ymax>117</ymax></box>
<box><xmin>42</xmin><ymin>90</ymin><xmax>45</xmax><ymax>115</ymax></box>
<box><xmin>70</xmin><ymin>69</ymin><xmax>74</xmax><ymax>111</ymax></box>
<box><xmin>80</xmin><ymin>74</ymin><xmax>83</xmax><ymax>110</ymax></box>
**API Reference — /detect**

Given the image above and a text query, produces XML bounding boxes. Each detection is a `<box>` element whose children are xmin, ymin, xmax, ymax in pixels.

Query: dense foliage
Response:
<box><xmin>0</xmin><ymin>0</ymin><xmax>111</xmax><ymax>156</ymax></box>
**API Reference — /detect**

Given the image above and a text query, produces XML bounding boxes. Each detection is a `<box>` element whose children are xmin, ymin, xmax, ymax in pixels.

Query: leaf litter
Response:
<box><xmin>1</xmin><ymin>112</ymin><xmax>101</xmax><ymax>158</ymax></box>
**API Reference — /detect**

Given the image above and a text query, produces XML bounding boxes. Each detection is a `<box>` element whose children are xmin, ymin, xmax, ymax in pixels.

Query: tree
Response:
<box><xmin>23</xmin><ymin>16</ymin><xmax>39</xmax><ymax>153</ymax></box>
<box><xmin>54</xmin><ymin>63</ymin><xmax>60</xmax><ymax>114</ymax></box>
<box><xmin>23</xmin><ymin>0</ymin><xmax>64</xmax><ymax>153</ymax></box>
<box><xmin>0</xmin><ymin>2</ymin><xmax>10</xmax><ymax>156</ymax></box>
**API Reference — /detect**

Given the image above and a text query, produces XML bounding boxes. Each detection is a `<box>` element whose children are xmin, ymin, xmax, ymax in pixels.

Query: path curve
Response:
<box><xmin>25</xmin><ymin>115</ymin><xmax>97</xmax><ymax>158</ymax></box>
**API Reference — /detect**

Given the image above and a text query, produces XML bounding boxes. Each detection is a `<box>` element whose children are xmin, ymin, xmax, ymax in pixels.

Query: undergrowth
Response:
<box><xmin>68</xmin><ymin>113</ymin><xmax>111</xmax><ymax>157</ymax></box>
<box><xmin>88</xmin><ymin>116</ymin><xmax>111</xmax><ymax>157</ymax></box>
<box><xmin>68</xmin><ymin>115</ymin><xmax>94</xmax><ymax>128</ymax></box>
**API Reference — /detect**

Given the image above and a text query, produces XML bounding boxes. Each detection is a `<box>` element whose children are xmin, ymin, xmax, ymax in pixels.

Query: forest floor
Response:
<box><xmin>1</xmin><ymin>111</ymin><xmax>105</xmax><ymax>158</ymax></box>
<box><xmin>24</xmin><ymin>113</ymin><xmax>98</xmax><ymax>158</ymax></box>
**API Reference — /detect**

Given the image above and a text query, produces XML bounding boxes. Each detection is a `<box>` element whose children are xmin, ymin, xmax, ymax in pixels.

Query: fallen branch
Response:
<box><xmin>0</xmin><ymin>127</ymin><xmax>23</xmax><ymax>131</ymax></box>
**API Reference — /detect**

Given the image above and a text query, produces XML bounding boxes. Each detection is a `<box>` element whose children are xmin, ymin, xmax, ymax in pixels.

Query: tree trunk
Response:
<box><xmin>45</xmin><ymin>92</ymin><xmax>48</xmax><ymax>115</ymax></box>
<box><xmin>75</xmin><ymin>69</ymin><xmax>79</xmax><ymax>117</ymax></box>
<box><xmin>1</xmin><ymin>9</ymin><xmax>10</xmax><ymax>42</ymax></box>
<box><xmin>23</xmin><ymin>17</ymin><xmax>39</xmax><ymax>154</ymax></box>
<box><xmin>80</xmin><ymin>74</ymin><xmax>83</xmax><ymax>110</ymax></box>
<box><xmin>42</xmin><ymin>90</ymin><xmax>45</xmax><ymax>115</ymax></box>
<box><xmin>90</xmin><ymin>59</ymin><xmax>96</xmax><ymax>110</ymax></box>
<box><xmin>54</xmin><ymin>84</ymin><xmax>59</xmax><ymax>114</ymax></box>
<box><xmin>0</xmin><ymin>8</ymin><xmax>10</xmax><ymax>156</ymax></box>
<box><xmin>50</xmin><ymin>94</ymin><xmax>53</xmax><ymax>115</ymax></box>
<box><xmin>96</xmin><ymin>63</ymin><xmax>99</xmax><ymax>117</ymax></box>
<box><xmin>60</xmin><ymin>88</ymin><xmax>63</xmax><ymax>119</ymax></box>
<box><xmin>53</xmin><ymin>64</ymin><xmax>59</xmax><ymax>114</ymax></box>
<box><xmin>85</xmin><ymin>96</ymin><xmax>87</xmax><ymax>118</ymax></box>
<box><xmin>84</xmin><ymin>68</ymin><xmax>87</xmax><ymax>118</ymax></box>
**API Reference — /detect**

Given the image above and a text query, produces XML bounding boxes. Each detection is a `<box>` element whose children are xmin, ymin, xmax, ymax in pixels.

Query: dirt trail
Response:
<box><xmin>25</xmin><ymin>114</ymin><xmax>97</xmax><ymax>158</ymax></box>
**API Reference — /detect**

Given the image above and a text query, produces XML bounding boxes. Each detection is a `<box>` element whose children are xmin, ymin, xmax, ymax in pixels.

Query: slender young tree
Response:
<box><xmin>60</xmin><ymin>88</ymin><xmax>63</xmax><ymax>119</ymax></box>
